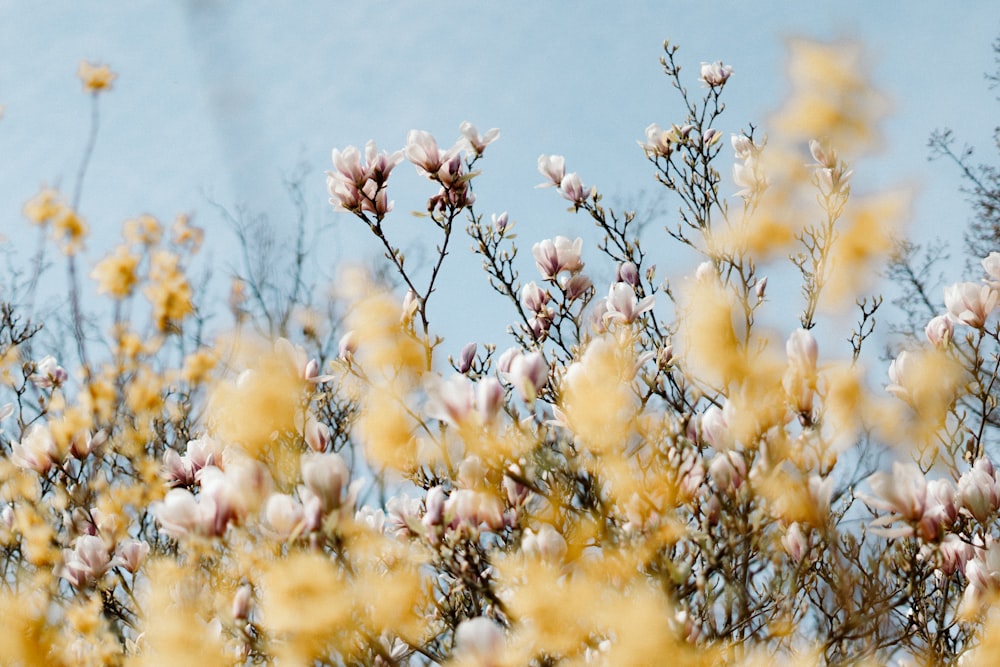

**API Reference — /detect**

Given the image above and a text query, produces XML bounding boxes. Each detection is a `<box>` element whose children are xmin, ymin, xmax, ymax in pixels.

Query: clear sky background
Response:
<box><xmin>1</xmin><ymin>2</ymin><xmax>999</xmax><ymax>354</ymax></box>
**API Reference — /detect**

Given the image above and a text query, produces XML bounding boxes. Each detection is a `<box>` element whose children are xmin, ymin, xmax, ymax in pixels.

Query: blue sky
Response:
<box><xmin>1</xmin><ymin>2</ymin><xmax>999</xmax><ymax>352</ymax></box>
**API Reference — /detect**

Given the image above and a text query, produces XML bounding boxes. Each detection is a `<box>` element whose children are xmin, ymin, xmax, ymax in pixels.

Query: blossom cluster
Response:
<box><xmin>3</xmin><ymin>38</ymin><xmax>1000</xmax><ymax>667</ymax></box>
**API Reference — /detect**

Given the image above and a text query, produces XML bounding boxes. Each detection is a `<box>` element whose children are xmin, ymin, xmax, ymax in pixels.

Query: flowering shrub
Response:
<box><xmin>2</xmin><ymin>38</ymin><xmax>1000</xmax><ymax>667</ymax></box>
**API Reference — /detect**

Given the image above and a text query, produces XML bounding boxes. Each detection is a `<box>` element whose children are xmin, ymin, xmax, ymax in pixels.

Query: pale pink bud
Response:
<box><xmin>521</xmin><ymin>523</ymin><xmax>567</xmax><ymax>563</ymax></box>
<box><xmin>496</xmin><ymin>347</ymin><xmax>519</xmax><ymax>375</ymax></box>
<box><xmin>301</xmin><ymin>452</ymin><xmax>349</xmax><ymax>512</ymax></box>
<box><xmin>521</xmin><ymin>281</ymin><xmax>551</xmax><ymax>314</ymax></box>
<box><xmin>786</xmin><ymin>328</ymin><xmax>818</xmax><ymax>370</ymax></box>
<box><xmin>304</xmin><ymin>415</ymin><xmax>332</xmax><ymax>453</ymax></box>
<box><xmin>454</xmin><ymin>617</ymin><xmax>505</xmax><ymax>664</ymax></box>
<box><xmin>476</xmin><ymin>377</ymin><xmax>505</xmax><ymax>424</ymax></box>
<box><xmin>508</xmin><ymin>351</ymin><xmax>548</xmax><ymax>402</ymax></box>
<box><xmin>958</xmin><ymin>461</ymin><xmax>1000</xmax><ymax>523</ymax></box>
<box><xmin>113</xmin><ymin>538</ymin><xmax>149</xmax><ymax>573</ymax></box>
<box><xmin>559</xmin><ymin>273</ymin><xmax>593</xmax><ymax>301</ymax></box>
<box><xmin>924</xmin><ymin>314</ymin><xmax>954</xmax><ymax>347</ymax></box>
<box><xmin>457</xmin><ymin>342</ymin><xmax>477</xmax><ymax>373</ymax></box>
<box><xmin>939</xmin><ymin>534</ymin><xmax>975</xmax><ymax>575</ymax></box>
<box><xmin>338</xmin><ymin>331</ymin><xmax>357</xmax><ymax>359</ymax></box>
<box><xmin>537</xmin><ymin>154</ymin><xmax>565</xmax><ymax>187</ymax></box>
<box><xmin>699</xmin><ymin>406</ymin><xmax>732</xmax><ymax>450</ymax></box>
<box><xmin>983</xmin><ymin>252</ymin><xmax>1000</xmax><ymax>282</ymax></box>
<box><xmin>401</xmin><ymin>289</ymin><xmax>420</xmax><ymax>323</ymax></box>
<box><xmin>700</xmin><ymin>61</ymin><xmax>733</xmax><ymax>87</ymax></box>
<box><xmin>755</xmin><ymin>277</ymin><xmax>767</xmax><ymax>301</ymax></box>
<box><xmin>492</xmin><ymin>211</ymin><xmax>510</xmax><ymax>231</ymax></box>
<box><xmin>782</xmin><ymin>523</ymin><xmax>808</xmax><ymax>562</ymax></box>
<box><xmin>709</xmin><ymin>450</ymin><xmax>746</xmax><ymax>493</ymax></box>
<box><xmin>731</xmin><ymin>134</ymin><xmax>754</xmax><ymax>160</ymax></box>
<box><xmin>154</xmin><ymin>488</ymin><xmax>200</xmax><ymax>538</ymax></box>
<box><xmin>702</xmin><ymin>128</ymin><xmax>722</xmax><ymax>146</ymax></box>
<box><xmin>616</xmin><ymin>261</ymin><xmax>640</xmax><ymax>287</ymax></box>
<box><xmin>264</xmin><ymin>493</ymin><xmax>305</xmax><ymax>539</ymax></box>
<box><xmin>423</xmin><ymin>486</ymin><xmax>447</xmax><ymax>530</ymax></box>
<box><xmin>559</xmin><ymin>172</ymin><xmax>587</xmax><ymax>204</ymax></box>
<box><xmin>232</xmin><ymin>584</ymin><xmax>253</xmax><ymax>621</ymax></box>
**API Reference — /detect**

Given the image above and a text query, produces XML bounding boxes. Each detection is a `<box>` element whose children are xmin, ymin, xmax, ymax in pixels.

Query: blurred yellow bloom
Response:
<box><xmin>77</xmin><ymin>61</ymin><xmax>117</xmax><ymax>94</ymax></box>
<box><xmin>91</xmin><ymin>244</ymin><xmax>141</xmax><ymax>299</ymax></box>
<box><xmin>22</xmin><ymin>187</ymin><xmax>63</xmax><ymax>226</ymax></box>
<box><xmin>52</xmin><ymin>205</ymin><xmax>88</xmax><ymax>255</ymax></box>
<box><xmin>123</xmin><ymin>214</ymin><xmax>162</xmax><ymax>246</ymax></box>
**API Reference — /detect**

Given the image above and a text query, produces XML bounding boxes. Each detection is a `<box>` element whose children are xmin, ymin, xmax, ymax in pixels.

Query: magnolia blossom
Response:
<box><xmin>454</xmin><ymin>617</ymin><xmax>505</xmax><ymax>666</ymax></box>
<box><xmin>521</xmin><ymin>523</ymin><xmax>568</xmax><ymax>563</ymax></box>
<box><xmin>113</xmin><ymin>538</ymin><xmax>150</xmax><ymax>573</ymax></box>
<box><xmin>457</xmin><ymin>342</ymin><xmax>477</xmax><ymax>374</ymax></box>
<box><xmin>301</xmin><ymin>452</ymin><xmax>349</xmax><ymax>513</ymax></box>
<box><xmin>782</xmin><ymin>523</ymin><xmax>809</xmax><ymax>563</ymax></box>
<box><xmin>962</xmin><ymin>539</ymin><xmax>1000</xmax><ymax>616</ymax></box>
<box><xmin>532</xmin><ymin>236</ymin><xmax>584</xmax><ymax>279</ymax></box>
<box><xmin>60</xmin><ymin>535</ymin><xmax>112</xmax><ymax>588</ymax></box>
<box><xmin>405</xmin><ymin>129</ymin><xmax>454</xmax><ymax>177</ymax></box>
<box><xmin>982</xmin><ymin>251</ymin><xmax>1000</xmax><ymax>282</ymax></box>
<box><xmin>944</xmin><ymin>281</ymin><xmax>999</xmax><ymax>328</ymax></box>
<box><xmin>731</xmin><ymin>134</ymin><xmax>765</xmax><ymax>199</ymax></box>
<box><xmin>502</xmin><ymin>350</ymin><xmax>549</xmax><ymax>402</ymax></box>
<box><xmin>604</xmin><ymin>282</ymin><xmax>655</xmax><ymax>325</ymax></box>
<box><xmin>559</xmin><ymin>172</ymin><xmax>587</xmax><ymax>204</ymax></box>
<box><xmin>864</xmin><ymin>463</ymin><xmax>954</xmax><ymax>540</ymax></box>
<box><xmin>537</xmin><ymin>154</ymin><xmax>565</xmax><ymax>187</ymax></box>
<box><xmin>11</xmin><ymin>423</ymin><xmax>59</xmax><ymax>474</ymax></box>
<box><xmin>640</xmin><ymin>123</ymin><xmax>673</xmax><ymax>158</ymax></box>
<box><xmin>327</xmin><ymin>140</ymin><xmax>403</xmax><ymax>216</ymax></box>
<box><xmin>700</xmin><ymin>61</ymin><xmax>733</xmax><ymax>86</ymax></box>
<box><xmin>924</xmin><ymin>314</ymin><xmax>954</xmax><ymax>347</ymax></box>
<box><xmin>521</xmin><ymin>281</ymin><xmax>552</xmax><ymax>314</ymax></box>
<box><xmin>29</xmin><ymin>355</ymin><xmax>67</xmax><ymax>388</ymax></box>
<box><xmin>957</xmin><ymin>458</ymin><xmax>1000</xmax><ymax>523</ymax></box>
<box><xmin>445</xmin><ymin>489</ymin><xmax>505</xmax><ymax>531</ymax></box>
<box><xmin>425</xmin><ymin>374</ymin><xmax>476</xmax><ymax>427</ymax></box>
<box><xmin>709</xmin><ymin>450</ymin><xmax>746</xmax><ymax>494</ymax></box>
<box><xmin>459</xmin><ymin>121</ymin><xmax>500</xmax><ymax>157</ymax></box>
<box><xmin>263</xmin><ymin>493</ymin><xmax>308</xmax><ymax>539</ymax></box>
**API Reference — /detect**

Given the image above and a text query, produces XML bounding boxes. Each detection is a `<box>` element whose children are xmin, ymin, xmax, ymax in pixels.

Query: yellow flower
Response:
<box><xmin>22</xmin><ymin>187</ymin><xmax>63</xmax><ymax>226</ymax></box>
<box><xmin>52</xmin><ymin>205</ymin><xmax>88</xmax><ymax>255</ymax></box>
<box><xmin>144</xmin><ymin>251</ymin><xmax>193</xmax><ymax>331</ymax></box>
<box><xmin>122</xmin><ymin>214</ymin><xmax>162</xmax><ymax>246</ymax></box>
<box><xmin>77</xmin><ymin>61</ymin><xmax>116</xmax><ymax>94</ymax></box>
<box><xmin>91</xmin><ymin>244</ymin><xmax>141</xmax><ymax>299</ymax></box>
<box><xmin>171</xmin><ymin>213</ymin><xmax>203</xmax><ymax>251</ymax></box>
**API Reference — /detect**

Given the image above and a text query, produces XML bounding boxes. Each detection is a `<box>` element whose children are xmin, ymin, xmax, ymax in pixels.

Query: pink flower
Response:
<box><xmin>301</xmin><ymin>452</ymin><xmax>349</xmax><ymax>513</ymax></box>
<box><xmin>957</xmin><ymin>458</ymin><xmax>1000</xmax><ymax>523</ymax></box>
<box><xmin>700</xmin><ymin>61</ymin><xmax>733</xmax><ymax>86</ymax></box>
<box><xmin>457</xmin><ymin>342</ymin><xmax>478</xmax><ymax>374</ymax></box>
<box><xmin>699</xmin><ymin>405</ymin><xmax>732</xmax><ymax>450</ymax></box>
<box><xmin>786</xmin><ymin>328</ymin><xmax>818</xmax><ymax>370</ymax></box>
<box><xmin>506</xmin><ymin>351</ymin><xmax>549</xmax><ymax>402</ymax></box>
<box><xmin>459</xmin><ymin>121</ymin><xmax>500</xmax><ymax>157</ymax></box>
<box><xmin>536</xmin><ymin>154</ymin><xmax>565</xmax><ymax>187</ymax></box>
<box><xmin>521</xmin><ymin>523</ymin><xmax>567</xmax><ymax>562</ymax></box>
<box><xmin>263</xmin><ymin>493</ymin><xmax>306</xmax><ymax>539</ymax></box>
<box><xmin>709</xmin><ymin>450</ymin><xmax>746</xmax><ymax>493</ymax></box>
<box><xmin>640</xmin><ymin>123</ymin><xmax>673</xmax><ymax>158</ymax></box>
<box><xmin>616</xmin><ymin>261</ymin><xmax>640</xmax><ymax>287</ymax></box>
<box><xmin>782</xmin><ymin>523</ymin><xmax>808</xmax><ymax>563</ymax></box>
<box><xmin>983</xmin><ymin>251</ymin><xmax>1000</xmax><ymax>282</ymax></box>
<box><xmin>944</xmin><ymin>281</ymin><xmax>999</xmax><ymax>328</ymax></box>
<box><xmin>532</xmin><ymin>236</ymin><xmax>584</xmax><ymax>280</ymax></box>
<box><xmin>405</xmin><ymin>129</ymin><xmax>454</xmax><ymax>177</ymax></box>
<box><xmin>10</xmin><ymin>423</ymin><xmax>58</xmax><ymax>474</ymax></box>
<box><xmin>60</xmin><ymin>535</ymin><xmax>111</xmax><ymax>588</ymax></box>
<box><xmin>866</xmin><ymin>462</ymin><xmax>927</xmax><ymax>523</ymax></box>
<box><xmin>559</xmin><ymin>273</ymin><xmax>593</xmax><ymax>301</ymax></box>
<box><xmin>476</xmin><ymin>377</ymin><xmax>505</xmax><ymax>424</ymax></box>
<box><xmin>521</xmin><ymin>281</ymin><xmax>552</xmax><ymax>314</ymax></box>
<box><xmin>327</xmin><ymin>141</ymin><xmax>403</xmax><ymax>215</ymax></box>
<box><xmin>559</xmin><ymin>172</ymin><xmax>587</xmax><ymax>204</ymax></box>
<box><xmin>604</xmin><ymin>282</ymin><xmax>655</xmax><ymax>325</ymax></box>
<box><xmin>425</xmin><ymin>374</ymin><xmax>476</xmax><ymax>427</ymax></box>
<box><xmin>924</xmin><ymin>314</ymin><xmax>954</xmax><ymax>347</ymax></box>
<box><xmin>29</xmin><ymin>355</ymin><xmax>67</xmax><ymax>388</ymax></box>
<box><xmin>454</xmin><ymin>617</ymin><xmax>505</xmax><ymax>665</ymax></box>
<box><xmin>113</xmin><ymin>538</ymin><xmax>150</xmax><ymax>573</ymax></box>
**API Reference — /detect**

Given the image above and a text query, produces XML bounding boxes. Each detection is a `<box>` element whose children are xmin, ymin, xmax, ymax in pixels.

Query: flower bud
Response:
<box><xmin>232</xmin><ymin>584</ymin><xmax>253</xmax><ymax>621</ymax></box>
<box><xmin>301</xmin><ymin>452</ymin><xmax>349</xmax><ymax>513</ymax></box>
<box><xmin>457</xmin><ymin>342</ymin><xmax>477</xmax><ymax>373</ymax></box>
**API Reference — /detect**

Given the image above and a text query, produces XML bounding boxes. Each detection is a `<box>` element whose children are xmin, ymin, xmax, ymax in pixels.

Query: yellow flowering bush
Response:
<box><xmin>5</xmin><ymin>35</ymin><xmax>1000</xmax><ymax>667</ymax></box>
